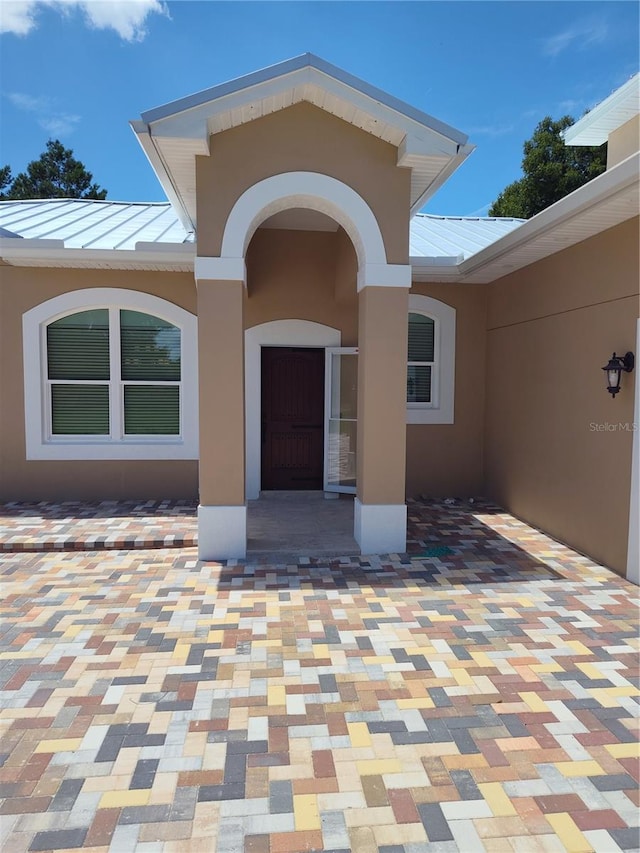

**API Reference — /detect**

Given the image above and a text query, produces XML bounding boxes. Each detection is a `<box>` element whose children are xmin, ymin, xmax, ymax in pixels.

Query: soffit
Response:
<box><xmin>131</xmin><ymin>54</ymin><xmax>473</xmax><ymax>232</ymax></box>
<box><xmin>563</xmin><ymin>73</ymin><xmax>640</xmax><ymax>146</ymax></box>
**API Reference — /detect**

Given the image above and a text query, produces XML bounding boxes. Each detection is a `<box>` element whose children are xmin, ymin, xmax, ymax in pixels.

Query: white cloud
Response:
<box><xmin>0</xmin><ymin>0</ymin><xmax>168</xmax><ymax>42</ymax></box>
<box><xmin>542</xmin><ymin>17</ymin><xmax>609</xmax><ymax>58</ymax></box>
<box><xmin>7</xmin><ymin>91</ymin><xmax>81</xmax><ymax>136</ymax></box>
<box><xmin>0</xmin><ymin>2</ymin><xmax>39</xmax><ymax>35</ymax></box>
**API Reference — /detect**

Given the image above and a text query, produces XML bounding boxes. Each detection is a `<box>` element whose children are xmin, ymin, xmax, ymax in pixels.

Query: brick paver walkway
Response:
<box><xmin>0</xmin><ymin>501</ymin><xmax>638</xmax><ymax>852</ymax></box>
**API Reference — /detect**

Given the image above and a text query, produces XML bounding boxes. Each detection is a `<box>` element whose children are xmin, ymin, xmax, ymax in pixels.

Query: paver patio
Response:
<box><xmin>0</xmin><ymin>500</ymin><xmax>638</xmax><ymax>853</ymax></box>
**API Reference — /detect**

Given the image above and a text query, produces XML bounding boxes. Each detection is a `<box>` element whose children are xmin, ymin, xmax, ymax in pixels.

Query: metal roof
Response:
<box><xmin>410</xmin><ymin>213</ymin><xmax>524</xmax><ymax>260</ymax></box>
<box><xmin>0</xmin><ymin>199</ymin><xmax>193</xmax><ymax>249</ymax></box>
<box><xmin>563</xmin><ymin>73</ymin><xmax>640</xmax><ymax>146</ymax></box>
<box><xmin>0</xmin><ymin>199</ymin><xmax>522</xmax><ymax>258</ymax></box>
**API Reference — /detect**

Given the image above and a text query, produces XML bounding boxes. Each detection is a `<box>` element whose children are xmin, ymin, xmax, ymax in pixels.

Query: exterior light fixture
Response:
<box><xmin>602</xmin><ymin>351</ymin><xmax>635</xmax><ymax>398</ymax></box>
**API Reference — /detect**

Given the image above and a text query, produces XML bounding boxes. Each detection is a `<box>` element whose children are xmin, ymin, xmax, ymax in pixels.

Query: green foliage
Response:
<box><xmin>1</xmin><ymin>140</ymin><xmax>107</xmax><ymax>201</ymax></box>
<box><xmin>489</xmin><ymin>116</ymin><xmax>606</xmax><ymax>218</ymax></box>
<box><xmin>0</xmin><ymin>165</ymin><xmax>12</xmax><ymax>199</ymax></box>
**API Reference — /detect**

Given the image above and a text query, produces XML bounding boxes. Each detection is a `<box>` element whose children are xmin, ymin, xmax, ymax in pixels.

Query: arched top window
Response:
<box><xmin>23</xmin><ymin>289</ymin><xmax>198</xmax><ymax>460</ymax></box>
<box><xmin>406</xmin><ymin>295</ymin><xmax>456</xmax><ymax>424</ymax></box>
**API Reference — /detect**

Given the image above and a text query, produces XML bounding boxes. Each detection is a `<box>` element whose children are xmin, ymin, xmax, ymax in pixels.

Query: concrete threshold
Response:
<box><xmin>246</xmin><ymin>491</ymin><xmax>359</xmax><ymax>559</ymax></box>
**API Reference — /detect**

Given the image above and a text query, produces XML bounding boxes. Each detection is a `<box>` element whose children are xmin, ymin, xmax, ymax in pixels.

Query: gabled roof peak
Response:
<box><xmin>140</xmin><ymin>53</ymin><xmax>468</xmax><ymax>147</ymax></box>
<box><xmin>131</xmin><ymin>54</ymin><xmax>474</xmax><ymax>232</ymax></box>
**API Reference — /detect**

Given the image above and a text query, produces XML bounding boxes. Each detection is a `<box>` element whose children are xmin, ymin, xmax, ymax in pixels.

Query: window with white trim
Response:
<box><xmin>406</xmin><ymin>295</ymin><xmax>456</xmax><ymax>425</ymax></box>
<box><xmin>23</xmin><ymin>289</ymin><xmax>198</xmax><ymax>460</ymax></box>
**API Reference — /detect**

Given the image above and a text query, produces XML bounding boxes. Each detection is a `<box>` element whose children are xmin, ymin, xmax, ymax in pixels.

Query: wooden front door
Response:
<box><xmin>261</xmin><ymin>347</ymin><xmax>325</xmax><ymax>490</ymax></box>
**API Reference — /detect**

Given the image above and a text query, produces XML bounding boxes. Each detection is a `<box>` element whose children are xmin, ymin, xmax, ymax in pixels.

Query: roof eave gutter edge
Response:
<box><xmin>130</xmin><ymin>120</ymin><xmax>196</xmax><ymax>234</ymax></box>
<box><xmin>409</xmin><ymin>143</ymin><xmax>476</xmax><ymax>218</ymax></box>
<box><xmin>0</xmin><ymin>246</ymin><xmax>197</xmax><ymax>269</ymax></box>
<box><xmin>459</xmin><ymin>152</ymin><xmax>640</xmax><ymax>275</ymax></box>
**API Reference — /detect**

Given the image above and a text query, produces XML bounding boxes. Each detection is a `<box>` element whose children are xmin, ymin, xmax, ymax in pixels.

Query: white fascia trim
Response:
<box><xmin>194</xmin><ymin>256</ymin><xmax>246</xmax><ymax>284</ymax></box>
<box><xmin>198</xmin><ymin>505</ymin><xmax>247</xmax><ymax>560</ymax></box>
<box><xmin>563</xmin><ymin>73</ymin><xmax>640</xmax><ymax>146</ymax></box>
<box><xmin>354</xmin><ymin>499</ymin><xmax>407</xmax><ymax>555</ymax></box>
<box><xmin>460</xmin><ymin>152</ymin><xmax>640</xmax><ymax>276</ymax></box>
<box><xmin>410</xmin><ymin>143</ymin><xmax>476</xmax><ymax>217</ymax></box>
<box><xmin>22</xmin><ymin>288</ymin><xmax>199</xmax><ymax>461</ymax></box>
<box><xmin>2</xmin><ymin>244</ymin><xmax>196</xmax><ymax>271</ymax></box>
<box><xmin>220</xmin><ymin>171</ymin><xmax>388</xmax><ymax>271</ymax></box>
<box><xmin>357</xmin><ymin>263</ymin><xmax>412</xmax><ymax>291</ymax></box>
<box><xmin>245</xmin><ymin>320</ymin><xmax>341</xmax><ymax>500</ymax></box>
<box><xmin>0</xmin><ymin>237</ymin><xmax>64</xmax><ymax>250</ymax></box>
<box><xmin>627</xmin><ymin>317</ymin><xmax>640</xmax><ymax>585</ymax></box>
<box><xmin>406</xmin><ymin>294</ymin><xmax>456</xmax><ymax>425</ymax></box>
<box><xmin>129</xmin><ymin>120</ymin><xmax>197</xmax><ymax>233</ymax></box>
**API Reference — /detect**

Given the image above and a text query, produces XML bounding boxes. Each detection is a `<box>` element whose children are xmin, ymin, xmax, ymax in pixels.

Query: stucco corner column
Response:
<box><xmin>355</xmin><ymin>270</ymin><xmax>411</xmax><ymax>554</ymax></box>
<box><xmin>195</xmin><ymin>258</ymin><xmax>247</xmax><ymax>560</ymax></box>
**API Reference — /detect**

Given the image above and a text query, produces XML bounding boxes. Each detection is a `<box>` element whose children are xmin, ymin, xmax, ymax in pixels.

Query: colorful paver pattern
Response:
<box><xmin>1</xmin><ymin>500</ymin><xmax>639</xmax><ymax>852</ymax></box>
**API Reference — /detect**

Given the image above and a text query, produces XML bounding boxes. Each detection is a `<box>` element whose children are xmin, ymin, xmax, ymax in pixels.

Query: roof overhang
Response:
<box><xmin>563</xmin><ymin>73</ymin><xmax>640</xmax><ymax>146</ymax></box>
<box><xmin>131</xmin><ymin>53</ymin><xmax>474</xmax><ymax>232</ymax></box>
<box><xmin>415</xmin><ymin>152</ymin><xmax>639</xmax><ymax>284</ymax></box>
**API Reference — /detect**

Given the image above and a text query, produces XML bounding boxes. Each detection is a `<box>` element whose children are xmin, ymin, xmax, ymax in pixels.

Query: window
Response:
<box><xmin>406</xmin><ymin>295</ymin><xmax>455</xmax><ymax>424</ymax></box>
<box><xmin>23</xmin><ymin>289</ymin><xmax>198</xmax><ymax>459</ymax></box>
<box><xmin>407</xmin><ymin>312</ymin><xmax>436</xmax><ymax>405</ymax></box>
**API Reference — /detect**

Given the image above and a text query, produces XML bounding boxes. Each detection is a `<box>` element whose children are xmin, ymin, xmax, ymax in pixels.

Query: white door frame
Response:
<box><xmin>244</xmin><ymin>320</ymin><xmax>341</xmax><ymax>500</ymax></box>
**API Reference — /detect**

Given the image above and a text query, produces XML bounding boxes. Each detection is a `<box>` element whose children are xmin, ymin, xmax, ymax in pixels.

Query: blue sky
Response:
<box><xmin>1</xmin><ymin>1</ymin><xmax>638</xmax><ymax>216</ymax></box>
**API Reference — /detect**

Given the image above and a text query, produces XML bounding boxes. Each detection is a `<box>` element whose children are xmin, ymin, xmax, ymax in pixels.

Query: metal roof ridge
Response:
<box><xmin>139</xmin><ymin>53</ymin><xmax>468</xmax><ymax>145</ymax></box>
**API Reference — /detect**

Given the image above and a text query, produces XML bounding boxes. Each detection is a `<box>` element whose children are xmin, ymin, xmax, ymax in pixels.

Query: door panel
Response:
<box><xmin>324</xmin><ymin>348</ymin><xmax>358</xmax><ymax>494</ymax></box>
<box><xmin>261</xmin><ymin>348</ymin><xmax>325</xmax><ymax>490</ymax></box>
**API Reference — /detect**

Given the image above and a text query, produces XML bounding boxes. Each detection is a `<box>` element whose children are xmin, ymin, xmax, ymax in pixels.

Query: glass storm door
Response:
<box><xmin>324</xmin><ymin>348</ymin><xmax>358</xmax><ymax>494</ymax></box>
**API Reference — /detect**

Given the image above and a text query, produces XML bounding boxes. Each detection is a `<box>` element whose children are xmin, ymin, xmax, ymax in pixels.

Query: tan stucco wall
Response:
<box><xmin>196</xmin><ymin>102</ymin><xmax>412</xmax><ymax>265</ymax></box>
<box><xmin>607</xmin><ymin>116</ymin><xmax>640</xmax><ymax>169</ymax></box>
<box><xmin>0</xmin><ymin>267</ymin><xmax>199</xmax><ymax>501</ymax></box>
<box><xmin>406</xmin><ymin>283</ymin><xmax>488</xmax><ymax>499</ymax></box>
<box><xmin>245</xmin><ymin>227</ymin><xmax>358</xmax><ymax>342</ymax></box>
<box><xmin>484</xmin><ymin>218</ymin><xmax>639</xmax><ymax>576</ymax></box>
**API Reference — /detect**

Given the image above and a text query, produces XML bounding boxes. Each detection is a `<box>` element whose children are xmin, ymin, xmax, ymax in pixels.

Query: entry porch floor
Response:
<box><xmin>0</xmin><ymin>499</ymin><xmax>638</xmax><ymax>853</ymax></box>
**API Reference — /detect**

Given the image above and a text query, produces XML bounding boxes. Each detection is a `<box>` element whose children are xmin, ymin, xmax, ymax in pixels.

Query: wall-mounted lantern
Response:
<box><xmin>602</xmin><ymin>351</ymin><xmax>635</xmax><ymax>398</ymax></box>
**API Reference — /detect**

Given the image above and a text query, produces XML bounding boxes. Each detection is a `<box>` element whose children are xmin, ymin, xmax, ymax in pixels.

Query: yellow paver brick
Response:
<box><xmin>478</xmin><ymin>782</ymin><xmax>517</xmax><ymax>816</ymax></box>
<box><xmin>268</xmin><ymin>685</ymin><xmax>286</xmax><ymax>706</ymax></box>
<box><xmin>546</xmin><ymin>813</ymin><xmax>593</xmax><ymax>853</ymax></box>
<box><xmin>356</xmin><ymin>759</ymin><xmax>403</xmax><ymax>776</ymax></box>
<box><xmin>34</xmin><ymin>738</ymin><xmax>83</xmax><ymax>753</ymax></box>
<box><xmin>348</xmin><ymin>722</ymin><xmax>372</xmax><ymax>748</ymax></box>
<box><xmin>99</xmin><ymin>789</ymin><xmax>151</xmax><ymax>808</ymax></box>
<box><xmin>605</xmin><ymin>742</ymin><xmax>640</xmax><ymax>758</ymax></box>
<box><xmin>293</xmin><ymin>793</ymin><xmax>321</xmax><ymax>830</ymax></box>
<box><xmin>520</xmin><ymin>692</ymin><xmax>549</xmax><ymax>713</ymax></box>
<box><xmin>555</xmin><ymin>760</ymin><xmax>605</xmax><ymax>777</ymax></box>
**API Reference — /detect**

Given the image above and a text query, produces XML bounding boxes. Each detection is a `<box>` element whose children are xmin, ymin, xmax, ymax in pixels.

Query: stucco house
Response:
<box><xmin>1</xmin><ymin>56</ymin><xmax>638</xmax><ymax>580</ymax></box>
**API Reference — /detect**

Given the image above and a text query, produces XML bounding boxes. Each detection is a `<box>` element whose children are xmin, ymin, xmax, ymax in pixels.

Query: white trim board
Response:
<box><xmin>245</xmin><ymin>320</ymin><xmax>341</xmax><ymax>499</ymax></box>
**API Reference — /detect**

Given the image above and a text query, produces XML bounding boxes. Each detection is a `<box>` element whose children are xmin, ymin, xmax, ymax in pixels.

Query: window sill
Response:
<box><xmin>406</xmin><ymin>407</ymin><xmax>454</xmax><ymax>425</ymax></box>
<box><xmin>26</xmin><ymin>441</ymin><xmax>198</xmax><ymax>461</ymax></box>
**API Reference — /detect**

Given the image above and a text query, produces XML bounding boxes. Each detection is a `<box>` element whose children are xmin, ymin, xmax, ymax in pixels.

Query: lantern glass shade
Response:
<box><xmin>602</xmin><ymin>352</ymin><xmax>634</xmax><ymax>397</ymax></box>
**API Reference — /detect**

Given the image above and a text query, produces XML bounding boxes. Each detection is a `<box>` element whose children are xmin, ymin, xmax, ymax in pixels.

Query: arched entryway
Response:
<box><xmin>196</xmin><ymin>172</ymin><xmax>411</xmax><ymax>560</ymax></box>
